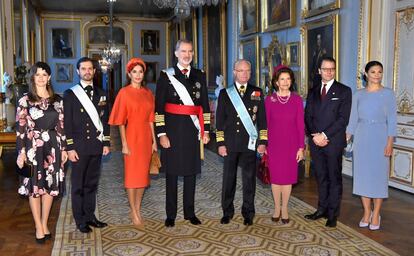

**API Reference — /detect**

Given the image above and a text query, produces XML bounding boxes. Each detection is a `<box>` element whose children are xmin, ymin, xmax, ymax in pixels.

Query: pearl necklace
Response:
<box><xmin>275</xmin><ymin>92</ymin><xmax>291</xmax><ymax>104</ymax></box>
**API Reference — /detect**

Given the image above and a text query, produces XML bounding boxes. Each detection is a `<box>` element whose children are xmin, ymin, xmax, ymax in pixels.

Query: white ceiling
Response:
<box><xmin>30</xmin><ymin>0</ymin><xmax>174</xmax><ymax>18</ymax></box>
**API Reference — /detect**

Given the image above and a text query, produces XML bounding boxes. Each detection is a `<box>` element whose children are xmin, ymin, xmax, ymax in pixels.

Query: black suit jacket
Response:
<box><xmin>63</xmin><ymin>85</ymin><xmax>110</xmax><ymax>155</ymax></box>
<box><xmin>215</xmin><ymin>83</ymin><xmax>267</xmax><ymax>152</ymax></box>
<box><xmin>305</xmin><ymin>80</ymin><xmax>352</xmax><ymax>149</ymax></box>
<box><xmin>155</xmin><ymin>65</ymin><xmax>210</xmax><ymax>176</ymax></box>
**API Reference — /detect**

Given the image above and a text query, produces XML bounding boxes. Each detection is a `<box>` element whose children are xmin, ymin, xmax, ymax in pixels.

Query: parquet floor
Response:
<box><xmin>0</xmin><ymin>134</ymin><xmax>413</xmax><ymax>255</ymax></box>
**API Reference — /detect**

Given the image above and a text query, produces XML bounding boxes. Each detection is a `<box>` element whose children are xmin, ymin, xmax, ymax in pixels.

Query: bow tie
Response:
<box><xmin>181</xmin><ymin>68</ymin><xmax>188</xmax><ymax>75</ymax></box>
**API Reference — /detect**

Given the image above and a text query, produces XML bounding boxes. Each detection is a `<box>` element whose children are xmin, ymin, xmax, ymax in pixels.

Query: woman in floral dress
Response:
<box><xmin>16</xmin><ymin>62</ymin><xmax>68</xmax><ymax>243</ymax></box>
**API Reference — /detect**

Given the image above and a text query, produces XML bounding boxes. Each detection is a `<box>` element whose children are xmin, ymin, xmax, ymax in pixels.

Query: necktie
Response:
<box><xmin>240</xmin><ymin>85</ymin><xmax>246</xmax><ymax>96</ymax></box>
<box><xmin>321</xmin><ymin>84</ymin><xmax>327</xmax><ymax>100</ymax></box>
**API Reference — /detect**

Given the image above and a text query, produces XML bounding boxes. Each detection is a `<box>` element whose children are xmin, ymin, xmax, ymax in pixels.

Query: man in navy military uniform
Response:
<box><xmin>155</xmin><ymin>39</ymin><xmax>210</xmax><ymax>227</ymax></box>
<box><xmin>64</xmin><ymin>57</ymin><xmax>111</xmax><ymax>233</ymax></box>
<box><xmin>216</xmin><ymin>59</ymin><xmax>267</xmax><ymax>226</ymax></box>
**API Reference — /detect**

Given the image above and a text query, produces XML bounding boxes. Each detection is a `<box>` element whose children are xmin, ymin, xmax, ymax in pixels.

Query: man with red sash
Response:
<box><xmin>155</xmin><ymin>39</ymin><xmax>210</xmax><ymax>227</ymax></box>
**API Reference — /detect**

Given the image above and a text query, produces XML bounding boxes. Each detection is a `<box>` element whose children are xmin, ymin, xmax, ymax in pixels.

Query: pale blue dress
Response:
<box><xmin>346</xmin><ymin>88</ymin><xmax>397</xmax><ymax>198</ymax></box>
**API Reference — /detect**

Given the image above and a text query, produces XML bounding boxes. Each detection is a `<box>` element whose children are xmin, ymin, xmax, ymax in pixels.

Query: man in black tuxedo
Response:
<box><xmin>64</xmin><ymin>57</ymin><xmax>111</xmax><ymax>233</ymax></box>
<box><xmin>155</xmin><ymin>39</ymin><xmax>210</xmax><ymax>227</ymax></box>
<box><xmin>216</xmin><ymin>59</ymin><xmax>267</xmax><ymax>226</ymax></box>
<box><xmin>304</xmin><ymin>57</ymin><xmax>352</xmax><ymax>227</ymax></box>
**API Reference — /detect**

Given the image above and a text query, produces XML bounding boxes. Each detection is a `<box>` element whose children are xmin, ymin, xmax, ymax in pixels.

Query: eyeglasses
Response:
<box><xmin>320</xmin><ymin>68</ymin><xmax>336</xmax><ymax>72</ymax></box>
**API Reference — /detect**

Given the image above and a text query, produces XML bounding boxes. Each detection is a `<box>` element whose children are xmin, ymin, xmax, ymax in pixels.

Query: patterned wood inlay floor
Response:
<box><xmin>51</xmin><ymin>150</ymin><xmax>399</xmax><ymax>256</ymax></box>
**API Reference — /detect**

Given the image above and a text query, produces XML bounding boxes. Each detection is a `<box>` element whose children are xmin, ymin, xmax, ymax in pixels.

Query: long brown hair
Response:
<box><xmin>28</xmin><ymin>62</ymin><xmax>57</xmax><ymax>103</ymax></box>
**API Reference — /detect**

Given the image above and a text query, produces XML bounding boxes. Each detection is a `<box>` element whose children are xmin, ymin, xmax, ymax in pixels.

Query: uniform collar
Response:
<box><xmin>177</xmin><ymin>63</ymin><xmax>191</xmax><ymax>76</ymax></box>
<box><xmin>80</xmin><ymin>81</ymin><xmax>93</xmax><ymax>89</ymax></box>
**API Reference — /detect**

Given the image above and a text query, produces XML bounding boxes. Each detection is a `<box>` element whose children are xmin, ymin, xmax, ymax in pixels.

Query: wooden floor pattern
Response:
<box><xmin>0</xmin><ymin>139</ymin><xmax>413</xmax><ymax>255</ymax></box>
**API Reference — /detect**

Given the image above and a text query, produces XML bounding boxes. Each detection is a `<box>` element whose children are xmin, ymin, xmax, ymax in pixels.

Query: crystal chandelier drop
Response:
<box><xmin>99</xmin><ymin>0</ymin><xmax>121</xmax><ymax>73</ymax></box>
<box><xmin>153</xmin><ymin>0</ymin><xmax>222</xmax><ymax>19</ymax></box>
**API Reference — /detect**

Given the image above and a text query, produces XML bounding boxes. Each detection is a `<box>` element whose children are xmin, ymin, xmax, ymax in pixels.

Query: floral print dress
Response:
<box><xmin>16</xmin><ymin>95</ymin><xmax>66</xmax><ymax>197</ymax></box>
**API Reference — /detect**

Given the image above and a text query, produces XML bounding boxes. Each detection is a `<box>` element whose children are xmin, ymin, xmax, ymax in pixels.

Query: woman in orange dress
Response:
<box><xmin>109</xmin><ymin>58</ymin><xmax>157</xmax><ymax>226</ymax></box>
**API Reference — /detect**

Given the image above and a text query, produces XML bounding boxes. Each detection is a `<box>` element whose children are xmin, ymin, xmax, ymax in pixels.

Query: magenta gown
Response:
<box><xmin>265</xmin><ymin>93</ymin><xmax>305</xmax><ymax>185</ymax></box>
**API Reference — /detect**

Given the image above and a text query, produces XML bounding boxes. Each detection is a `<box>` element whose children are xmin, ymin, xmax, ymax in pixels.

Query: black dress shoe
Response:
<box><xmin>165</xmin><ymin>218</ymin><xmax>175</xmax><ymax>227</ymax></box>
<box><xmin>325</xmin><ymin>218</ymin><xmax>337</xmax><ymax>228</ymax></box>
<box><xmin>185</xmin><ymin>216</ymin><xmax>202</xmax><ymax>225</ymax></box>
<box><xmin>86</xmin><ymin>219</ymin><xmax>108</xmax><ymax>228</ymax></box>
<box><xmin>220</xmin><ymin>216</ymin><xmax>232</xmax><ymax>224</ymax></box>
<box><xmin>243</xmin><ymin>218</ymin><xmax>253</xmax><ymax>226</ymax></box>
<box><xmin>304</xmin><ymin>211</ymin><xmax>327</xmax><ymax>220</ymax></box>
<box><xmin>44</xmin><ymin>233</ymin><xmax>52</xmax><ymax>240</ymax></box>
<box><xmin>78</xmin><ymin>224</ymin><xmax>92</xmax><ymax>233</ymax></box>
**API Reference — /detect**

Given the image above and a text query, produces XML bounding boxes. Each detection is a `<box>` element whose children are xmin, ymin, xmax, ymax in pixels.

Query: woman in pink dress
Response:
<box><xmin>265</xmin><ymin>66</ymin><xmax>305</xmax><ymax>224</ymax></box>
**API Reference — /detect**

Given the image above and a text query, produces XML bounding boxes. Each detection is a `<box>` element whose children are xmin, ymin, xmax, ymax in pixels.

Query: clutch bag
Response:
<box><xmin>149</xmin><ymin>152</ymin><xmax>161</xmax><ymax>175</ymax></box>
<box><xmin>344</xmin><ymin>141</ymin><xmax>353</xmax><ymax>158</ymax></box>
<box><xmin>16</xmin><ymin>162</ymin><xmax>34</xmax><ymax>178</ymax></box>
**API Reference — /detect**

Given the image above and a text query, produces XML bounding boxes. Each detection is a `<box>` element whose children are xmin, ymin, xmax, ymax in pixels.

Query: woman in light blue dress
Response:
<box><xmin>346</xmin><ymin>61</ymin><xmax>397</xmax><ymax>231</ymax></box>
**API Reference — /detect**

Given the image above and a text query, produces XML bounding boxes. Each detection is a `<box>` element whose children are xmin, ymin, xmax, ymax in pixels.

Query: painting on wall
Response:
<box><xmin>239</xmin><ymin>0</ymin><xmax>258</xmax><ymax>36</ymax></box>
<box><xmin>52</xmin><ymin>28</ymin><xmax>74</xmax><ymax>58</ymax></box>
<box><xmin>56</xmin><ymin>63</ymin><xmax>73</xmax><ymax>83</ymax></box>
<box><xmin>301</xmin><ymin>14</ymin><xmax>338</xmax><ymax>95</ymax></box>
<box><xmin>261</xmin><ymin>0</ymin><xmax>296</xmax><ymax>32</ymax></box>
<box><xmin>303</xmin><ymin>0</ymin><xmax>340</xmax><ymax>18</ymax></box>
<box><xmin>203</xmin><ymin>4</ymin><xmax>226</xmax><ymax>90</ymax></box>
<box><xmin>287</xmin><ymin>42</ymin><xmax>300</xmax><ymax>66</ymax></box>
<box><xmin>239</xmin><ymin>36</ymin><xmax>259</xmax><ymax>87</ymax></box>
<box><xmin>145</xmin><ymin>62</ymin><xmax>158</xmax><ymax>83</ymax></box>
<box><xmin>141</xmin><ymin>30</ymin><xmax>160</xmax><ymax>55</ymax></box>
<box><xmin>88</xmin><ymin>26</ymin><xmax>125</xmax><ymax>44</ymax></box>
<box><xmin>168</xmin><ymin>22</ymin><xmax>179</xmax><ymax>67</ymax></box>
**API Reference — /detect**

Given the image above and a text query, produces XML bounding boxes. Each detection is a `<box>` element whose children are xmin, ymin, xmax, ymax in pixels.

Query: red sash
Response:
<box><xmin>165</xmin><ymin>103</ymin><xmax>204</xmax><ymax>138</ymax></box>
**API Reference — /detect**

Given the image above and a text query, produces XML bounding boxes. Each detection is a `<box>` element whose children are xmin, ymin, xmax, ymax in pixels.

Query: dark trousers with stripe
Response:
<box><xmin>222</xmin><ymin>151</ymin><xmax>257</xmax><ymax>219</ymax></box>
<box><xmin>165</xmin><ymin>174</ymin><xmax>196</xmax><ymax>219</ymax></box>
<box><xmin>71</xmin><ymin>154</ymin><xmax>102</xmax><ymax>226</ymax></box>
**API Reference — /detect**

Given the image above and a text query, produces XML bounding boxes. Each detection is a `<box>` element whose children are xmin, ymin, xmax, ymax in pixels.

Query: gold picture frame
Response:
<box><xmin>203</xmin><ymin>3</ymin><xmax>227</xmax><ymax>90</ymax></box>
<box><xmin>239</xmin><ymin>0</ymin><xmax>258</xmax><ymax>36</ymax></box>
<box><xmin>300</xmin><ymin>14</ymin><xmax>339</xmax><ymax>97</ymax></box>
<box><xmin>141</xmin><ymin>29</ymin><xmax>160</xmax><ymax>55</ymax></box>
<box><xmin>55</xmin><ymin>63</ymin><xmax>73</xmax><ymax>83</ymax></box>
<box><xmin>301</xmin><ymin>0</ymin><xmax>341</xmax><ymax>19</ymax></box>
<box><xmin>239</xmin><ymin>36</ymin><xmax>260</xmax><ymax>87</ymax></box>
<box><xmin>261</xmin><ymin>0</ymin><xmax>296</xmax><ymax>32</ymax></box>
<box><xmin>286</xmin><ymin>42</ymin><xmax>300</xmax><ymax>66</ymax></box>
<box><xmin>266</xmin><ymin>35</ymin><xmax>286</xmax><ymax>80</ymax></box>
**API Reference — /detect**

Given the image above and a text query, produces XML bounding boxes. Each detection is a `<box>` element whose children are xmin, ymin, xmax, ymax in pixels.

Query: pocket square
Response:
<box><xmin>331</xmin><ymin>98</ymin><xmax>339</xmax><ymax>100</ymax></box>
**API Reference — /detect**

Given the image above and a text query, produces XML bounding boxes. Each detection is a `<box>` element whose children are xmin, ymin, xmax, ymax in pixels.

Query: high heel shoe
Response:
<box><xmin>359</xmin><ymin>212</ymin><xmax>372</xmax><ymax>228</ymax></box>
<box><xmin>44</xmin><ymin>233</ymin><xmax>52</xmax><ymax>240</ymax></box>
<box><xmin>35</xmin><ymin>236</ymin><xmax>46</xmax><ymax>244</ymax></box>
<box><xmin>281</xmin><ymin>209</ymin><xmax>289</xmax><ymax>224</ymax></box>
<box><xmin>369</xmin><ymin>215</ymin><xmax>381</xmax><ymax>231</ymax></box>
<box><xmin>271</xmin><ymin>210</ymin><xmax>281</xmax><ymax>222</ymax></box>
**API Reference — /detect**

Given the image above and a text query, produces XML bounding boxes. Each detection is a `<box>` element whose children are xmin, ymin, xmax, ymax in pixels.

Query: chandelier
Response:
<box><xmin>152</xmin><ymin>0</ymin><xmax>222</xmax><ymax>19</ymax></box>
<box><xmin>99</xmin><ymin>0</ymin><xmax>121</xmax><ymax>73</ymax></box>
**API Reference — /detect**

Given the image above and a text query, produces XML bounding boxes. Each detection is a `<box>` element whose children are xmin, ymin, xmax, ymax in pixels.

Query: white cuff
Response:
<box><xmin>157</xmin><ymin>133</ymin><xmax>166</xmax><ymax>138</ymax></box>
<box><xmin>321</xmin><ymin>132</ymin><xmax>328</xmax><ymax>140</ymax></box>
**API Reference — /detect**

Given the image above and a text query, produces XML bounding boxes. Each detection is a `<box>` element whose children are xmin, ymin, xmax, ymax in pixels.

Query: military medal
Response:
<box><xmin>253</xmin><ymin>106</ymin><xmax>258</xmax><ymax>113</ymax></box>
<box><xmin>252</xmin><ymin>114</ymin><xmax>256</xmax><ymax>121</ymax></box>
<box><xmin>195</xmin><ymin>82</ymin><xmax>201</xmax><ymax>89</ymax></box>
<box><xmin>195</xmin><ymin>91</ymin><xmax>200</xmax><ymax>99</ymax></box>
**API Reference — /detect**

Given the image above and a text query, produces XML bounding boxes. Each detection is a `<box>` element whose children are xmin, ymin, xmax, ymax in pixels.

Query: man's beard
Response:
<box><xmin>82</xmin><ymin>75</ymin><xmax>93</xmax><ymax>82</ymax></box>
